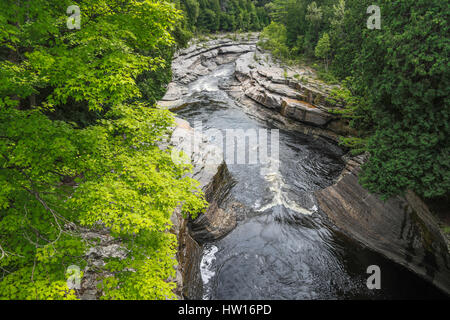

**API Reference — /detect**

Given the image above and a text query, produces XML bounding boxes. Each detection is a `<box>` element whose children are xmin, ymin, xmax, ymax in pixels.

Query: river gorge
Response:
<box><xmin>162</xmin><ymin>34</ymin><xmax>450</xmax><ymax>300</ymax></box>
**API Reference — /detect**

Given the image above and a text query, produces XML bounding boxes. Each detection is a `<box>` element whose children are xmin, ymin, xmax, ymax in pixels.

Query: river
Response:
<box><xmin>174</xmin><ymin>62</ymin><xmax>446</xmax><ymax>300</ymax></box>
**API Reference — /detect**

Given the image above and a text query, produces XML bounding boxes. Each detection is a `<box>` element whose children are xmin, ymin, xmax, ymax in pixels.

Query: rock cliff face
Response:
<box><xmin>160</xmin><ymin>35</ymin><xmax>265</xmax><ymax>299</ymax></box>
<box><xmin>169</xmin><ymin>118</ymin><xmax>236</xmax><ymax>299</ymax></box>
<box><xmin>77</xmin><ymin>116</ymin><xmax>236</xmax><ymax>300</ymax></box>
<box><xmin>163</xmin><ymin>34</ymin><xmax>449</xmax><ymax>298</ymax></box>
<box><xmin>316</xmin><ymin>155</ymin><xmax>450</xmax><ymax>295</ymax></box>
<box><xmin>160</xmin><ymin>34</ymin><xmax>353</xmax><ymax>141</ymax></box>
<box><xmin>236</xmin><ymin>53</ymin><xmax>334</xmax><ymax>126</ymax></box>
<box><xmin>232</xmin><ymin>48</ymin><xmax>357</xmax><ymax>138</ymax></box>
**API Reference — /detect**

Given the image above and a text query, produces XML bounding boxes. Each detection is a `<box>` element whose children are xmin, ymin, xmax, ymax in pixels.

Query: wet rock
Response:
<box><xmin>171</xmin><ymin>35</ymin><xmax>259</xmax><ymax>87</ymax></box>
<box><xmin>169</xmin><ymin>117</ymin><xmax>237</xmax><ymax>298</ymax></box>
<box><xmin>316</xmin><ymin>155</ymin><xmax>450</xmax><ymax>295</ymax></box>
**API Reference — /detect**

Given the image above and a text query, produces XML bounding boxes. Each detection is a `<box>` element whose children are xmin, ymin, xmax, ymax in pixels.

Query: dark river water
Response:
<box><xmin>175</xmin><ymin>63</ymin><xmax>447</xmax><ymax>300</ymax></box>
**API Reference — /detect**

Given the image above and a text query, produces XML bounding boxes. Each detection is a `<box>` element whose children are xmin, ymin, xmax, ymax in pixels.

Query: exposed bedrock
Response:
<box><xmin>316</xmin><ymin>155</ymin><xmax>450</xmax><ymax>295</ymax></box>
<box><xmin>169</xmin><ymin>117</ymin><xmax>237</xmax><ymax>299</ymax></box>
<box><xmin>233</xmin><ymin>51</ymin><xmax>355</xmax><ymax>136</ymax></box>
<box><xmin>161</xmin><ymin>34</ymin><xmax>354</xmax><ymax>141</ymax></box>
<box><xmin>162</xmin><ymin>34</ymin><xmax>449</xmax><ymax>298</ymax></box>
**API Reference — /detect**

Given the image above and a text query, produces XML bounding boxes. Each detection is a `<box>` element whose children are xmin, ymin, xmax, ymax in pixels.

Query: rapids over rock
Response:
<box><xmin>162</xmin><ymin>34</ymin><xmax>450</xmax><ymax>300</ymax></box>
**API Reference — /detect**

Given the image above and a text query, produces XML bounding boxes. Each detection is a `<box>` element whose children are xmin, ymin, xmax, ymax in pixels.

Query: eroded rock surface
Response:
<box><xmin>233</xmin><ymin>48</ymin><xmax>353</xmax><ymax>135</ymax></box>
<box><xmin>161</xmin><ymin>33</ymin><xmax>353</xmax><ymax>142</ymax></box>
<box><xmin>169</xmin><ymin>117</ymin><xmax>236</xmax><ymax>299</ymax></box>
<box><xmin>163</xmin><ymin>33</ymin><xmax>450</xmax><ymax>298</ymax></box>
<box><xmin>159</xmin><ymin>34</ymin><xmax>259</xmax><ymax>111</ymax></box>
<box><xmin>78</xmin><ymin>227</ymin><xmax>128</xmax><ymax>300</ymax></box>
<box><xmin>316</xmin><ymin>155</ymin><xmax>450</xmax><ymax>295</ymax></box>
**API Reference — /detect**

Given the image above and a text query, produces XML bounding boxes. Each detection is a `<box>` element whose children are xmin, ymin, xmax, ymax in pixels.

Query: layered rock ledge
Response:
<box><xmin>316</xmin><ymin>155</ymin><xmax>450</xmax><ymax>295</ymax></box>
<box><xmin>160</xmin><ymin>33</ymin><xmax>353</xmax><ymax>142</ymax></box>
<box><xmin>162</xmin><ymin>33</ymin><xmax>449</xmax><ymax>298</ymax></box>
<box><xmin>158</xmin><ymin>34</ymin><xmax>259</xmax><ymax>111</ymax></box>
<box><xmin>169</xmin><ymin>118</ymin><xmax>236</xmax><ymax>299</ymax></box>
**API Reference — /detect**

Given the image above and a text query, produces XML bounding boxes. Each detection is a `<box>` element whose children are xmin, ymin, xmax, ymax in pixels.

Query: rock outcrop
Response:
<box><xmin>232</xmin><ymin>49</ymin><xmax>354</xmax><ymax>137</ymax></box>
<box><xmin>77</xmin><ymin>227</ymin><xmax>128</xmax><ymax>300</ymax></box>
<box><xmin>316</xmin><ymin>155</ymin><xmax>450</xmax><ymax>295</ymax></box>
<box><xmin>169</xmin><ymin>117</ymin><xmax>236</xmax><ymax>299</ymax></box>
<box><xmin>158</xmin><ymin>34</ymin><xmax>259</xmax><ymax>111</ymax></box>
<box><xmin>162</xmin><ymin>33</ymin><xmax>449</xmax><ymax>298</ymax></box>
<box><xmin>159</xmin><ymin>33</ymin><xmax>352</xmax><ymax>142</ymax></box>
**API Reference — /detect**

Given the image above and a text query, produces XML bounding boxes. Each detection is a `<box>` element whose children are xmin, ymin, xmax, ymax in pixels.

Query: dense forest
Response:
<box><xmin>0</xmin><ymin>0</ymin><xmax>206</xmax><ymax>299</ymax></box>
<box><xmin>258</xmin><ymin>0</ymin><xmax>449</xmax><ymax>200</ymax></box>
<box><xmin>0</xmin><ymin>0</ymin><xmax>448</xmax><ymax>300</ymax></box>
<box><xmin>175</xmin><ymin>0</ymin><xmax>270</xmax><ymax>33</ymax></box>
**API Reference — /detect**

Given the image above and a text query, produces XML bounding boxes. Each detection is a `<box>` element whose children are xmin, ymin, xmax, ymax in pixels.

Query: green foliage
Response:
<box><xmin>327</xmin><ymin>78</ymin><xmax>373</xmax><ymax>132</ymax></box>
<box><xmin>314</xmin><ymin>32</ymin><xmax>330</xmax><ymax>70</ymax></box>
<box><xmin>100</xmin><ymin>231</ymin><xmax>178</xmax><ymax>300</ymax></box>
<box><xmin>354</xmin><ymin>0</ymin><xmax>450</xmax><ymax>199</ymax></box>
<box><xmin>259</xmin><ymin>21</ymin><xmax>291</xmax><ymax>60</ymax></box>
<box><xmin>0</xmin><ymin>0</ymin><xmax>206</xmax><ymax>300</ymax></box>
<box><xmin>262</xmin><ymin>0</ymin><xmax>449</xmax><ymax>201</ymax></box>
<box><xmin>179</xmin><ymin>0</ymin><xmax>269</xmax><ymax>33</ymax></box>
<box><xmin>1</xmin><ymin>0</ymin><xmax>448</xmax><ymax>301</ymax></box>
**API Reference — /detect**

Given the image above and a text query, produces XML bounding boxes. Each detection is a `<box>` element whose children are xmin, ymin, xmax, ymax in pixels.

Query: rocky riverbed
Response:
<box><xmin>163</xmin><ymin>33</ymin><xmax>450</xmax><ymax>299</ymax></box>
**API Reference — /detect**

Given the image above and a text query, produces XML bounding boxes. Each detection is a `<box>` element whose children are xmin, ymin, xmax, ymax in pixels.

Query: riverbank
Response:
<box><xmin>162</xmin><ymin>33</ymin><xmax>450</xmax><ymax>298</ymax></box>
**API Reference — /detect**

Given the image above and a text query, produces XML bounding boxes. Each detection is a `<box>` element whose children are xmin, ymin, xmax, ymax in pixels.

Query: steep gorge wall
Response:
<box><xmin>163</xmin><ymin>34</ymin><xmax>450</xmax><ymax>298</ymax></box>
<box><xmin>316</xmin><ymin>155</ymin><xmax>450</xmax><ymax>295</ymax></box>
<box><xmin>169</xmin><ymin>118</ymin><xmax>236</xmax><ymax>299</ymax></box>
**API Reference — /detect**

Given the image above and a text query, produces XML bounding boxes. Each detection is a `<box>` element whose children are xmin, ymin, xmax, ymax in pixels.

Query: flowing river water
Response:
<box><xmin>175</xmin><ymin>63</ymin><xmax>446</xmax><ymax>300</ymax></box>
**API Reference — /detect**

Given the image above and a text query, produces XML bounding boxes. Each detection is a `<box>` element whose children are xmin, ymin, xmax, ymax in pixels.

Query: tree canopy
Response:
<box><xmin>175</xmin><ymin>0</ymin><xmax>270</xmax><ymax>33</ymax></box>
<box><xmin>1</xmin><ymin>0</ymin><xmax>448</xmax><ymax>301</ymax></box>
<box><xmin>0</xmin><ymin>0</ymin><xmax>206</xmax><ymax>300</ymax></box>
<box><xmin>260</xmin><ymin>0</ymin><xmax>449</xmax><ymax>200</ymax></box>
